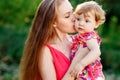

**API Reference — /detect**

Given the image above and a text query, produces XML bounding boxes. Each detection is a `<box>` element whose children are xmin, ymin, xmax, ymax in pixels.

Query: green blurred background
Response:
<box><xmin>0</xmin><ymin>0</ymin><xmax>120</xmax><ymax>80</ymax></box>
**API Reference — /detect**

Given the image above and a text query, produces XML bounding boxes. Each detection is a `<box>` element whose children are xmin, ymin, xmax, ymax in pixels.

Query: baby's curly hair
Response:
<box><xmin>74</xmin><ymin>1</ymin><xmax>105</xmax><ymax>25</ymax></box>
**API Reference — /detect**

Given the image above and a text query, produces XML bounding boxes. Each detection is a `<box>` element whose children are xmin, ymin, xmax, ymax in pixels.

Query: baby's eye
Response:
<box><xmin>77</xmin><ymin>18</ymin><xmax>80</xmax><ymax>21</ymax></box>
<box><xmin>85</xmin><ymin>20</ymin><xmax>89</xmax><ymax>22</ymax></box>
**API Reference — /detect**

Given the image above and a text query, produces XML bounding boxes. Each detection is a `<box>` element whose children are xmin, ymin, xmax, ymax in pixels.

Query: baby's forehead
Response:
<box><xmin>75</xmin><ymin>12</ymin><xmax>93</xmax><ymax>18</ymax></box>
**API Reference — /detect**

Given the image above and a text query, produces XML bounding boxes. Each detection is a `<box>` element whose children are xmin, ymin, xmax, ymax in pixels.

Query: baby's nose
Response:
<box><xmin>79</xmin><ymin>21</ymin><xmax>85</xmax><ymax>26</ymax></box>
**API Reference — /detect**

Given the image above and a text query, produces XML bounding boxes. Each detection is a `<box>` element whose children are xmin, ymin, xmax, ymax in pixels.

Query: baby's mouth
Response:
<box><xmin>78</xmin><ymin>27</ymin><xmax>84</xmax><ymax>30</ymax></box>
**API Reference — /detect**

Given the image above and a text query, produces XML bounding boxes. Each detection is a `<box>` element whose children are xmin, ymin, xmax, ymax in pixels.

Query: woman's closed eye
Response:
<box><xmin>65</xmin><ymin>15</ymin><xmax>70</xmax><ymax>18</ymax></box>
<box><xmin>65</xmin><ymin>12</ymin><xmax>71</xmax><ymax>18</ymax></box>
<box><xmin>65</xmin><ymin>11</ymin><xmax>74</xmax><ymax>18</ymax></box>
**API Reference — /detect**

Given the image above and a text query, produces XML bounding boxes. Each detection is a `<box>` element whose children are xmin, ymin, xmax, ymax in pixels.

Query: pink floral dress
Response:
<box><xmin>71</xmin><ymin>31</ymin><xmax>104</xmax><ymax>80</ymax></box>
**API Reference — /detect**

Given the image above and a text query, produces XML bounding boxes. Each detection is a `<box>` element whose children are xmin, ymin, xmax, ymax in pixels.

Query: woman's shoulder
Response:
<box><xmin>39</xmin><ymin>45</ymin><xmax>56</xmax><ymax>80</ymax></box>
<box><xmin>43</xmin><ymin>45</ymin><xmax>51</xmax><ymax>52</ymax></box>
<box><xmin>41</xmin><ymin>45</ymin><xmax>53</xmax><ymax>60</ymax></box>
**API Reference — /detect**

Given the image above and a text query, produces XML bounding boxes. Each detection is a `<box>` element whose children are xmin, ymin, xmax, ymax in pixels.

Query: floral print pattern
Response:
<box><xmin>71</xmin><ymin>31</ymin><xmax>104</xmax><ymax>80</ymax></box>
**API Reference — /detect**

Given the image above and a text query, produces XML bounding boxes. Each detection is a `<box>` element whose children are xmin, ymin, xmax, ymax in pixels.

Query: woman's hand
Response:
<box><xmin>69</xmin><ymin>62</ymin><xmax>85</xmax><ymax>78</ymax></box>
<box><xmin>76</xmin><ymin>78</ymin><xmax>83</xmax><ymax>80</ymax></box>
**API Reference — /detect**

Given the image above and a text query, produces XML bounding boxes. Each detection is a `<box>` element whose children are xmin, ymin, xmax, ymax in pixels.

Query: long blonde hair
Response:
<box><xmin>19</xmin><ymin>0</ymin><xmax>64</xmax><ymax>80</ymax></box>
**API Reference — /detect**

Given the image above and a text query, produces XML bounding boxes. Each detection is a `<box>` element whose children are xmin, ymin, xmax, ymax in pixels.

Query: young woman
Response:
<box><xmin>19</xmin><ymin>0</ymin><xmax>81</xmax><ymax>80</ymax></box>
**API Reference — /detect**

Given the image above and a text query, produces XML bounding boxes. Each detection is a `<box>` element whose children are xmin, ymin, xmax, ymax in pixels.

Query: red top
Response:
<box><xmin>46</xmin><ymin>44</ymin><xmax>71</xmax><ymax>80</ymax></box>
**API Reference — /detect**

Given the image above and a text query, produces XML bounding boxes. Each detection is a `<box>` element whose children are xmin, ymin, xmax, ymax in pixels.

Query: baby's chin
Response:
<box><xmin>76</xmin><ymin>30</ymin><xmax>85</xmax><ymax>34</ymax></box>
<box><xmin>77</xmin><ymin>31</ymin><xmax>85</xmax><ymax>34</ymax></box>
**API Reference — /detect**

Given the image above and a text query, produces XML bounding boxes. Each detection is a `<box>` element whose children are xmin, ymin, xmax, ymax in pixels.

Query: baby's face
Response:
<box><xmin>75</xmin><ymin>12</ymin><xmax>97</xmax><ymax>34</ymax></box>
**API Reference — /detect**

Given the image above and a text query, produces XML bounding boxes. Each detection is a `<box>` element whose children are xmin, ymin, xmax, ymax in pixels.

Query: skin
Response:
<box><xmin>20</xmin><ymin>0</ymin><xmax>103</xmax><ymax>80</ymax></box>
<box><xmin>69</xmin><ymin>12</ymin><xmax>101</xmax><ymax>78</ymax></box>
<box><xmin>75</xmin><ymin>12</ymin><xmax>99</xmax><ymax>34</ymax></box>
<box><xmin>39</xmin><ymin>0</ymin><xmax>76</xmax><ymax>80</ymax></box>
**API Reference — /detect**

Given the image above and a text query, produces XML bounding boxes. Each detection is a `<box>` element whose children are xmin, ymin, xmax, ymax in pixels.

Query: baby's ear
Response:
<box><xmin>95</xmin><ymin>21</ymin><xmax>100</xmax><ymax>28</ymax></box>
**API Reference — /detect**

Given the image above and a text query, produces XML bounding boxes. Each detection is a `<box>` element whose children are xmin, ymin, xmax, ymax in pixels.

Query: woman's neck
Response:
<box><xmin>47</xmin><ymin>33</ymin><xmax>71</xmax><ymax>59</ymax></box>
<box><xmin>48</xmin><ymin>33</ymin><xmax>70</xmax><ymax>46</ymax></box>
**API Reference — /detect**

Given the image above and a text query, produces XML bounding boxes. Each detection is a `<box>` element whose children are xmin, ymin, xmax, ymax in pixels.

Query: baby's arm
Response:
<box><xmin>69</xmin><ymin>38</ymin><xmax>101</xmax><ymax>78</ymax></box>
<box><xmin>80</xmin><ymin>38</ymin><xmax>101</xmax><ymax>68</ymax></box>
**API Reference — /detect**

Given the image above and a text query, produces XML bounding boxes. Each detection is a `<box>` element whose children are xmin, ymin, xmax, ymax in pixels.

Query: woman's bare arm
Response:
<box><xmin>38</xmin><ymin>46</ymin><xmax>75</xmax><ymax>80</ymax></box>
<box><xmin>38</xmin><ymin>46</ymin><xmax>57</xmax><ymax>80</ymax></box>
<box><xmin>62</xmin><ymin>43</ymin><xmax>89</xmax><ymax>80</ymax></box>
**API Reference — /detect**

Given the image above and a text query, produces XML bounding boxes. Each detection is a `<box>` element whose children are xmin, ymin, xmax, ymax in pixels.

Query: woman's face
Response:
<box><xmin>55</xmin><ymin>0</ymin><xmax>76</xmax><ymax>34</ymax></box>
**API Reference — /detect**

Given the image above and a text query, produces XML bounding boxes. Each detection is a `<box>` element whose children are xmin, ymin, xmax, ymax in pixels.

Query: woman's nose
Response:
<box><xmin>72</xmin><ymin>14</ymin><xmax>76</xmax><ymax>22</ymax></box>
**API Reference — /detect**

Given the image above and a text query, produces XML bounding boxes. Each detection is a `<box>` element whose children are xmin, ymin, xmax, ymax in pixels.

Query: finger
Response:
<box><xmin>69</xmin><ymin>71</ymin><xmax>75</xmax><ymax>77</ymax></box>
<box><xmin>70</xmin><ymin>70</ymin><xmax>77</xmax><ymax>77</ymax></box>
<box><xmin>76</xmin><ymin>78</ymin><xmax>83</xmax><ymax>80</ymax></box>
<box><xmin>77</xmin><ymin>71</ymin><xmax>82</xmax><ymax>78</ymax></box>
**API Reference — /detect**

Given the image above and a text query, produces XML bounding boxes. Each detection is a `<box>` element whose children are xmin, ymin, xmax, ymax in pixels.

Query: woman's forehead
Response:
<box><xmin>58</xmin><ymin>0</ymin><xmax>73</xmax><ymax>15</ymax></box>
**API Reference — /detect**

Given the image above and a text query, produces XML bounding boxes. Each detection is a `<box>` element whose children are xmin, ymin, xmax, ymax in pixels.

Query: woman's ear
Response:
<box><xmin>53</xmin><ymin>21</ymin><xmax>57</xmax><ymax>27</ymax></box>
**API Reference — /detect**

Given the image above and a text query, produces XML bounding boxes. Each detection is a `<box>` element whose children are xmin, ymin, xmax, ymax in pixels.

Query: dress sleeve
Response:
<box><xmin>82</xmin><ymin>31</ymin><xmax>101</xmax><ymax>45</ymax></box>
